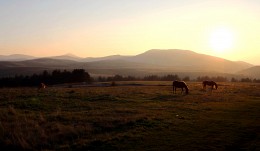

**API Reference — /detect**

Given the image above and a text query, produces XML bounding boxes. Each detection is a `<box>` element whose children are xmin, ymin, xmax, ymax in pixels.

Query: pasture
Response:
<box><xmin>0</xmin><ymin>81</ymin><xmax>259</xmax><ymax>150</ymax></box>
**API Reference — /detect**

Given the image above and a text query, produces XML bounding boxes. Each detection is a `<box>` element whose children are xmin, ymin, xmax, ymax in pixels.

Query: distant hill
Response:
<box><xmin>0</xmin><ymin>53</ymin><xmax>83</xmax><ymax>61</ymax></box>
<box><xmin>0</xmin><ymin>58</ymin><xmax>85</xmax><ymax>77</ymax></box>
<box><xmin>0</xmin><ymin>49</ymin><xmax>254</xmax><ymax>78</ymax></box>
<box><xmin>50</xmin><ymin>53</ymin><xmax>83</xmax><ymax>61</ymax></box>
<box><xmin>237</xmin><ymin>66</ymin><xmax>260</xmax><ymax>78</ymax></box>
<box><xmin>0</xmin><ymin>54</ymin><xmax>36</xmax><ymax>61</ymax></box>
<box><xmin>0</xmin><ymin>58</ymin><xmax>80</xmax><ymax>68</ymax></box>
<box><xmin>125</xmin><ymin>49</ymin><xmax>253</xmax><ymax>73</ymax></box>
<box><xmin>80</xmin><ymin>55</ymin><xmax>130</xmax><ymax>62</ymax></box>
<box><xmin>77</xmin><ymin>49</ymin><xmax>253</xmax><ymax>73</ymax></box>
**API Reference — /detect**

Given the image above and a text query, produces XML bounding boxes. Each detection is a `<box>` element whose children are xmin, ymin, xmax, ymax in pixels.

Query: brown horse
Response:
<box><xmin>38</xmin><ymin>83</ymin><xmax>46</xmax><ymax>91</ymax></box>
<box><xmin>172</xmin><ymin>80</ymin><xmax>189</xmax><ymax>94</ymax></box>
<box><xmin>202</xmin><ymin>80</ymin><xmax>218</xmax><ymax>90</ymax></box>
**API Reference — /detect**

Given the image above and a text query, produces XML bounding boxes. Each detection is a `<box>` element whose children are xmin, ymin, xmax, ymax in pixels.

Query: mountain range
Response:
<box><xmin>0</xmin><ymin>49</ymin><xmax>259</xmax><ymax>79</ymax></box>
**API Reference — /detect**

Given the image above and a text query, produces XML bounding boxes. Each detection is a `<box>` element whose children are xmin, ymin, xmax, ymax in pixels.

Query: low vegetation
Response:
<box><xmin>0</xmin><ymin>81</ymin><xmax>259</xmax><ymax>150</ymax></box>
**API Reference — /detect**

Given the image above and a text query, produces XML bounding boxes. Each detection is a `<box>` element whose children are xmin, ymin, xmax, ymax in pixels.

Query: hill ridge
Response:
<box><xmin>0</xmin><ymin>49</ymin><xmax>257</xmax><ymax>78</ymax></box>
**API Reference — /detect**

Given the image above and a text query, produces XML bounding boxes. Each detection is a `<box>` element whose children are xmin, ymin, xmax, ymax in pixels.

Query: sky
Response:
<box><xmin>0</xmin><ymin>0</ymin><xmax>260</xmax><ymax>65</ymax></box>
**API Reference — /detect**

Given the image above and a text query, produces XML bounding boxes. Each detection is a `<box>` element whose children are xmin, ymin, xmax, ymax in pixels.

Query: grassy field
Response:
<box><xmin>0</xmin><ymin>81</ymin><xmax>259</xmax><ymax>151</ymax></box>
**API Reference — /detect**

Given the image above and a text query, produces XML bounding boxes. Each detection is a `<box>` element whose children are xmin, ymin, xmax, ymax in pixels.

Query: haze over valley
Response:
<box><xmin>0</xmin><ymin>49</ymin><xmax>258</xmax><ymax>79</ymax></box>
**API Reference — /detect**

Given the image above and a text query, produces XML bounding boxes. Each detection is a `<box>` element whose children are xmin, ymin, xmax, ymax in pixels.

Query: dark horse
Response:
<box><xmin>202</xmin><ymin>80</ymin><xmax>218</xmax><ymax>90</ymax></box>
<box><xmin>172</xmin><ymin>80</ymin><xmax>189</xmax><ymax>94</ymax></box>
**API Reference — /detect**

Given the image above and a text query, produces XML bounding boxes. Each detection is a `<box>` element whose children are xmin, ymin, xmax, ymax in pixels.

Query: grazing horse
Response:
<box><xmin>202</xmin><ymin>80</ymin><xmax>218</xmax><ymax>90</ymax></box>
<box><xmin>38</xmin><ymin>83</ymin><xmax>46</xmax><ymax>91</ymax></box>
<box><xmin>172</xmin><ymin>80</ymin><xmax>189</xmax><ymax>94</ymax></box>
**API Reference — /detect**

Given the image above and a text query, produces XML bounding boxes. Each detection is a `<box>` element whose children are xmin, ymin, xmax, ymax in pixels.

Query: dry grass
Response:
<box><xmin>0</xmin><ymin>82</ymin><xmax>259</xmax><ymax>150</ymax></box>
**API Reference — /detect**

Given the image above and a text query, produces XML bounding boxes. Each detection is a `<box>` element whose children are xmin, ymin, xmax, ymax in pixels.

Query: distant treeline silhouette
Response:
<box><xmin>97</xmin><ymin>75</ymin><xmax>228</xmax><ymax>82</ymax></box>
<box><xmin>0</xmin><ymin>69</ymin><xmax>91</xmax><ymax>87</ymax></box>
<box><xmin>0</xmin><ymin>70</ymin><xmax>259</xmax><ymax>88</ymax></box>
<box><xmin>97</xmin><ymin>74</ymin><xmax>260</xmax><ymax>83</ymax></box>
<box><xmin>240</xmin><ymin>78</ymin><xmax>260</xmax><ymax>83</ymax></box>
<box><xmin>196</xmin><ymin>76</ymin><xmax>228</xmax><ymax>82</ymax></box>
<box><xmin>97</xmin><ymin>74</ymin><xmax>184</xmax><ymax>82</ymax></box>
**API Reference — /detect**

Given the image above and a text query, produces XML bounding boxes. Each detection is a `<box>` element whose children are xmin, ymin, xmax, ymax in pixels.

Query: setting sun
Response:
<box><xmin>209</xmin><ymin>27</ymin><xmax>235</xmax><ymax>54</ymax></box>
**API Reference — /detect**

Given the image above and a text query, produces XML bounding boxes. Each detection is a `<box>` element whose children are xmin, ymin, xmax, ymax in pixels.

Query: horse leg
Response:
<box><xmin>203</xmin><ymin>84</ymin><xmax>206</xmax><ymax>91</ymax></box>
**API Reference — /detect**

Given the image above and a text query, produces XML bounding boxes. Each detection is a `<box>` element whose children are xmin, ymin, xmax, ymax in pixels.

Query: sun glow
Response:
<box><xmin>209</xmin><ymin>27</ymin><xmax>235</xmax><ymax>54</ymax></box>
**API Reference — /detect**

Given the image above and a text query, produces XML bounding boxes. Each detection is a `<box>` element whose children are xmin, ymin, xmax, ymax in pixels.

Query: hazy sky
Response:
<box><xmin>0</xmin><ymin>0</ymin><xmax>260</xmax><ymax>64</ymax></box>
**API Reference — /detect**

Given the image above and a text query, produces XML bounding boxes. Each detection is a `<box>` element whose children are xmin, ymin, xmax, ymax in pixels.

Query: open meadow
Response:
<box><xmin>0</xmin><ymin>81</ymin><xmax>259</xmax><ymax>151</ymax></box>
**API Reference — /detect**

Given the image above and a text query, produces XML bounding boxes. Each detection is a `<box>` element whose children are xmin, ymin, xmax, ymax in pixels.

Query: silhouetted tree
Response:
<box><xmin>231</xmin><ymin>77</ymin><xmax>238</xmax><ymax>82</ymax></box>
<box><xmin>0</xmin><ymin>69</ymin><xmax>91</xmax><ymax>87</ymax></box>
<box><xmin>161</xmin><ymin>74</ymin><xmax>180</xmax><ymax>81</ymax></box>
<box><xmin>182</xmin><ymin>76</ymin><xmax>190</xmax><ymax>81</ymax></box>
<box><xmin>241</xmin><ymin>78</ymin><xmax>252</xmax><ymax>82</ymax></box>
<box><xmin>253</xmin><ymin>79</ymin><xmax>260</xmax><ymax>83</ymax></box>
<box><xmin>143</xmin><ymin>75</ymin><xmax>159</xmax><ymax>81</ymax></box>
<box><xmin>196</xmin><ymin>76</ymin><xmax>227</xmax><ymax>82</ymax></box>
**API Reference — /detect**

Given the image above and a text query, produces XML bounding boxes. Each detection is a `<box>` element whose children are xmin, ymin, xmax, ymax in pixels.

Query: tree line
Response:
<box><xmin>97</xmin><ymin>75</ymin><xmax>260</xmax><ymax>83</ymax></box>
<box><xmin>97</xmin><ymin>75</ymin><xmax>227</xmax><ymax>82</ymax></box>
<box><xmin>97</xmin><ymin>74</ymin><xmax>185</xmax><ymax>82</ymax></box>
<box><xmin>0</xmin><ymin>69</ymin><xmax>259</xmax><ymax>87</ymax></box>
<box><xmin>0</xmin><ymin>69</ymin><xmax>91</xmax><ymax>87</ymax></box>
<box><xmin>97</xmin><ymin>75</ymin><xmax>228</xmax><ymax>82</ymax></box>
